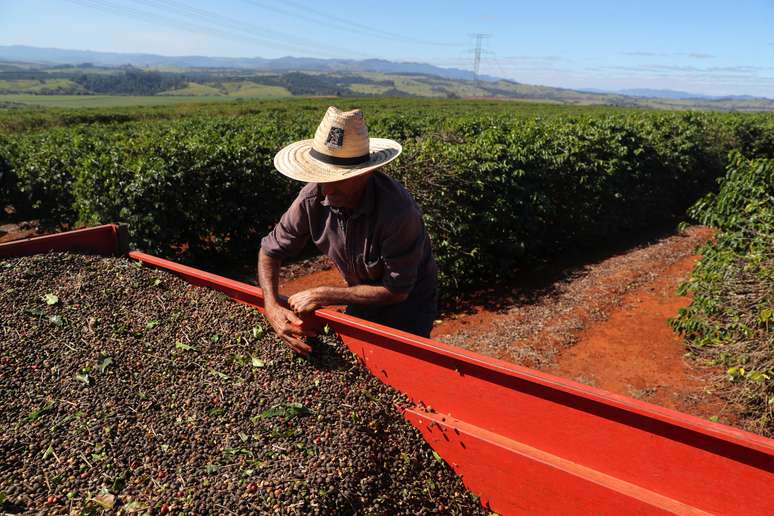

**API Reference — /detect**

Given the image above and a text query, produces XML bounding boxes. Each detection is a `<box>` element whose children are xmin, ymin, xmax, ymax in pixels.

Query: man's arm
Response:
<box><xmin>287</xmin><ymin>284</ymin><xmax>408</xmax><ymax>314</ymax></box>
<box><xmin>258</xmin><ymin>185</ymin><xmax>316</xmax><ymax>356</ymax></box>
<box><xmin>287</xmin><ymin>207</ymin><xmax>424</xmax><ymax>315</ymax></box>
<box><xmin>258</xmin><ymin>248</ymin><xmax>314</xmax><ymax>356</ymax></box>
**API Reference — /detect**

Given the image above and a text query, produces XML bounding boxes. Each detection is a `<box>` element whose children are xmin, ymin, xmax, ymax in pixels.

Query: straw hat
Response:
<box><xmin>273</xmin><ymin>106</ymin><xmax>402</xmax><ymax>183</ymax></box>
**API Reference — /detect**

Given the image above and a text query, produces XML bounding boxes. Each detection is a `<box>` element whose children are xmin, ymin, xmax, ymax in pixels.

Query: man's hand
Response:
<box><xmin>287</xmin><ymin>287</ymin><xmax>326</xmax><ymax>315</ymax></box>
<box><xmin>264</xmin><ymin>303</ymin><xmax>314</xmax><ymax>357</ymax></box>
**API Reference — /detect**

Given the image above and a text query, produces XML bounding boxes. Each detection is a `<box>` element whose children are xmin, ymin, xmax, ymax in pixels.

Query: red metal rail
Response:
<box><xmin>2</xmin><ymin>225</ymin><xmax>773</xmax><ymax>515</ymax></box>
<box><xmin>0</xmin><ymin>224</ymin><xmax>127</xmax><ymax>258</ymax></box>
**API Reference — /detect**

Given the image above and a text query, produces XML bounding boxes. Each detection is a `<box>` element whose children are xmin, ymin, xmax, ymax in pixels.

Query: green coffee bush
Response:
<box><xmin>2</xmin><ymin>105</ymin><xmax>772</xmax><ymax>297</ymax></box>
<box><xmin>672</xmin><ymin>153</ymin><xmax>773</xmax><ymax>436</ymax></box>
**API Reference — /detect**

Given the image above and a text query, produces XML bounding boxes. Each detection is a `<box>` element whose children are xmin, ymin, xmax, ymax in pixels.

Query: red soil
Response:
<box><xmin>0</xmin><ymin>221</ymin><xmax>41</xmax><ymax>243</ymax></box>
<box><xmin>431</xmin><ymin>226</ymin><xmax>739</xmax><ymax>426</ymax></box>
<box><xmin>279</xmin><ymin>260</ymin><xmax>345</xmax><ymax>297</ymax></box>
<box><xmin>546</xmin><ymin>254</ymin><xmax>737</xmax><ymax>424</ymax></box>
<box><xmin>278</xmin><ymin>257</ymin><xmax>347</xmax><ymax>312</ymax></box>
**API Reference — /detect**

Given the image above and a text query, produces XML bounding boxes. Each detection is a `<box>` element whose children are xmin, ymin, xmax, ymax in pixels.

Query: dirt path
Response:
<box><xmin>432</xmin><ymin>226</ymin><xmax>738</xmax><ymax>425</ymax></box>
<box><xmin>278</xmin><ymin>255</ymin><xmax>345</xmax><ymax>297</ymax></box>
<box><xmin>546</xmin><ymin>253</ymin><xmax>736</xmax><ymax>423</ymax></box>
<box><xmin>0</xmin><ymin>220</ymin><xmax>41</xmax><ymax>243</ymax></box>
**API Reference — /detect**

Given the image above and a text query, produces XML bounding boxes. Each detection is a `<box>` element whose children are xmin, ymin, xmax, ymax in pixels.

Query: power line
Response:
<box><xmin>66</xmin><ymin>0</ymin><xmax>313</xmax><ymax>56</ymax></box>
<box><xmin>130</xmin><ymin>0</ymin><xmax>371</xmax><ymax>59</ymax></box>
<box><xmin>468</xmin><ymin>33</ymin><xmax>491</xmax><ymax>84</ymax></box>
<box><xmin>483</xmin><ymin>50</ymin><xmax>511</xmax><ymax>81</ymax></box>
<box><xmin>64</xmin><ymin>0</ymin><xmax>363</xmax><ymax>59</ymax></box>
<box><xmin>242</xmin><ymin>0</ymin><xmax>465</xmax><ymax>48</ymax></box>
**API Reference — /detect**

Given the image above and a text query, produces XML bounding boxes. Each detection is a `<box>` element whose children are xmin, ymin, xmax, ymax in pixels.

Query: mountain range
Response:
<box><xmin>0</xmin><ymin>45</ymin><xmax>501</xmax><ymax>82</ymax></box>
<box><xmin>579</xmin><ymin>87</ymin><xmax>765</xmax><ymax>101</ymax></box>
<box><xmin>0</xmin><ymin>45</ymin><xmax>772</xmax><ymax>111</ymax></box>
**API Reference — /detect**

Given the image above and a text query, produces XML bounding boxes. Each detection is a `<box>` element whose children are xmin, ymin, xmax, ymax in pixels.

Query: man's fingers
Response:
<box><xmin>285</xmin><ymin>336</ymin><xmax>311</xmax><ymax>356</ymax></box>
<box><xmin>286</xmin><ymin>292</ymin><xmax>320</xmax><ymax>315</ymax></box>
<box><xmin>287</xmin><ymin>294</ymin><xmax>302</xmax><ymax>311</ymax></box>
<box><xmin>295</xmin><ymin>305</ymin><xmax>317</xmax><ymax>315</ymax></box>
<box><xmin>278</xmin><ymin>325</ymin><xmax>312</xmax><ymax>355</ymax></box>
<box><xmin>266</xmin><ymin>307</ymin><xmax>316</xmax><ymax>355</ymax></box>
<box><xmin>284</xmin><ymin>323</ymin><xmax>312</xmax><ymax>338</ymax></box>
<box><xmin>285</xmin><ymin>309</ymin><xmax>304</xmax><ymax>325</ymax></box>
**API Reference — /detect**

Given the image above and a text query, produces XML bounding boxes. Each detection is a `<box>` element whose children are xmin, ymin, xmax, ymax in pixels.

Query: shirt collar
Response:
<box><xmin>319</xmin><ymin>175</ymin><xmax>376</xmax><ymax>219</ymax></box>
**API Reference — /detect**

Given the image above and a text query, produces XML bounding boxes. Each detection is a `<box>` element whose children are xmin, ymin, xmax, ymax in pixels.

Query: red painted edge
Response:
<box><xmin>127</xmin><ymin>249</ymin><xmax>773</xmax><ymax>456</ymax></box>
<box><xmin>126</xmin><ymin>250</ymin><xmax>774</xmax><ymax>515</ymax></box>
<box><xmin>334</xmin><ymin>319</ymin><xmax>773</xmax><ymax>514</ymax></box>
<box><xmin>0</xmin><ymin>224</ymin><xmax>121</xmax><ymax>258</ymax></box>
<box><xmin>320</xmin><ymin>309</ymin><xmax>774</xmax><ymax>455</ymax></box>
<box><xmin>404</xmin><ymin>408</ymin><xmax>711</xmax><ymax>516</ymax></box>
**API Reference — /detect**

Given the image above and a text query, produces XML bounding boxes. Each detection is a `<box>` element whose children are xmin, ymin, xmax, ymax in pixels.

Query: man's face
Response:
<box><xmin>321</xmin><ymin>172</ymin><xmax>372</xmax><ymax>209</ymax></box>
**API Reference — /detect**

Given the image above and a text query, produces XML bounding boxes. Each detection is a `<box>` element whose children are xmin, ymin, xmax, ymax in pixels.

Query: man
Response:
<box><xmin>258</xmin><ymin>106</ymin><xmax>438</xmax><ymax>356</ymax></box>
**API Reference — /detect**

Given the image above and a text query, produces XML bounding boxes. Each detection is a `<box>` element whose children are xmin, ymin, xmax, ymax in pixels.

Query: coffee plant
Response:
<box><xmin>671</xmin><ymin>153</ymin><xmax>773</xmax><ymax>436</ymax></box>
<box><xmin>0</xmin><ymin>99</ymin><xmax>772</xmax><ymax>293</ymax></box>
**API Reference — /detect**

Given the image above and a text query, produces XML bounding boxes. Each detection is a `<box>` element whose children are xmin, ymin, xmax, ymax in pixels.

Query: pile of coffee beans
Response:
<box><xmin>0</xmin><ymin>252</ymin><xmax>486</xmax><ymax>514</ymax></box>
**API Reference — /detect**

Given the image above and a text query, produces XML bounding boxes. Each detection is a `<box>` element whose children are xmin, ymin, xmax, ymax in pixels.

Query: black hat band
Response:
<box><xmin>310</xmin><ymin>148</ymin><xmax>371</xmax><ymax>165</ymax></box>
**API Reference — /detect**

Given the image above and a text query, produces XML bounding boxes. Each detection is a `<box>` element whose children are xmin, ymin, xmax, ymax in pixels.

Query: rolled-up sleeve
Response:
<box><xmin>260</xmin><ymin>191</ymin><xmax>311</xmax><ymax>260</ymax></box>
<box><xmin>381</xmin><ymin>210</ymin><xmax>425</xmax><ymax>294</ymax></box>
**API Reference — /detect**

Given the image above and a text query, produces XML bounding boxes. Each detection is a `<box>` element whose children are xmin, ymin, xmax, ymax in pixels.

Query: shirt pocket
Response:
<box><xmin>363</xmin><ymin>255</ymin><xmax>384</xmax><ymax>283</ymax></box>
<box><xmin>357</xmin><ymin>239</ymin><xmax>383</xmax><ymax>284</ymax></box>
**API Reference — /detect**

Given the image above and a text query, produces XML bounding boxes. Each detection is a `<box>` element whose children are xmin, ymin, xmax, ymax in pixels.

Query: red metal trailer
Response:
<box><xmin>1</xmin><ymin>224</ymin><xmax>772</xmax><ymax>515</ymax></box>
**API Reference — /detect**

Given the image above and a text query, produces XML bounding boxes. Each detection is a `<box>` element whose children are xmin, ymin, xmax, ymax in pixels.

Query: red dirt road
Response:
<box><xmin>546</xmin><ymin>253</ymin><xmax>736</xmax><ymax>423</ymax></box>
<box><xmin>0</xmin><ymin>221</ymin><xmax>40</xmax><ymax>243</ymax></box>
<box><xmin>279</xmin><ymin>262</ymin><xmax>345</xmax><ymax>297</ymax></box>
<box><xmin>431</xmin><ymin>226</ymin><xmax>738</xmax><ymax>426</ymax></box>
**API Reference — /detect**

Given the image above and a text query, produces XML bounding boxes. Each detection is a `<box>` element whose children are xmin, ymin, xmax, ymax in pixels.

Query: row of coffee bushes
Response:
<box><xmin>1</xmin><ymin>108</ymin><xmax>772</xmax><ymax>295</ymax></box>
<box><xmin>0</xmin><ymin>108</ymin><xmax>444</xmax><ymax>258</ymax></box>
<box><xmin>3</xmin><ymin>116</ymin><xmax>304</xmax><ymax>259</ymax></box>
<box><xmin>671</xmin><ymin>153</ymin><xmax>773</xmax><ymax>436</ymax></box>
<box><xmin>392</xmin><ymin>112</ymin><xmax>737</xmax><ymax>291</ymax></box>
<box><xmin>0</xmin><ymin>97</ymin><xmax>616</xmax><ymax>135</ymax></box>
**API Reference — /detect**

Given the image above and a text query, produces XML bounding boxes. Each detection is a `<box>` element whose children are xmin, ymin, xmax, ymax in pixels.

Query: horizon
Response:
<box><xmin>1</xmin><ymin>0</ymin><xmax>773</xmax><ymax>97</ymax></box>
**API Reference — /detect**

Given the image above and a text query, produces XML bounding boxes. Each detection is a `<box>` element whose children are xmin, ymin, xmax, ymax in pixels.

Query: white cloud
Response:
<box><xmin>507</xmin><ymin>59</ymin><xmax>774</xmax><ymax>98</ymax></box>
<box><xmin>622</xmin><ymin>51</ymin><xmax>665</xmax><ymax>57</ymax></box>
<box><xmin>622</xmin><ymin>51</ymin><xmax>715</xmax><ymax>59</ymax></box>
<box><xmin>686</xmin><ymin>52</ymin><xmax>714</xmax><ymax>59</ymax></box>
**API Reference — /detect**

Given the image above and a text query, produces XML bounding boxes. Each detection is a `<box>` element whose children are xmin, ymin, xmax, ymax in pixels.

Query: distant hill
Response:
<box><xmin>1</xmin><ymin>46</ymin><xmax>773</xmax><ymax>111</ymax></box>
<box><xmin>0</xmin><ymin>45</ymin><xmax>501</xmax><ymax>82</ymax></box>
<box><xmin>620</xmin><ymin>89</ymin><xmax>714</xmax><ymax>100</ymax></box>
<box><xmin>581</xmin><ymin>87</ymin><xmax>771</xmax><ymax>101</ymax></box>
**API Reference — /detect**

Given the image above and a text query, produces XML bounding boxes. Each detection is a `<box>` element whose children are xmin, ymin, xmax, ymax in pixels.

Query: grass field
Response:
<box><xmin>220</xmin><ymin>81</ymin><xmax>291</xmax><ymax>97</ymax></box>
<box><xmin>0</xmin><ymin>96</ymin><xmax>641</xmax><ymax>134</ymax></box>
<box><xmin>0</xmin><ymin>94</ymin><xmax>281</xmax><ymax>108</ymax></box>
<box><xmin>157</xmin><ymin>81</ymin><xmax>292</xmax><ymax>97</ymax></box>
<box><xmin>0</xmin><ymin>79</ymin><xmax>85</xmax><ymax>94</ymax></box>
<box><xmin>348</xmin><ymin>83</ymin><xmax>393</xmax><ymax>95</ymax></box>
<box><xmin>157</xmin><ymin>82</ymin><xmax>224</xmax><ymax>96</ymax></box>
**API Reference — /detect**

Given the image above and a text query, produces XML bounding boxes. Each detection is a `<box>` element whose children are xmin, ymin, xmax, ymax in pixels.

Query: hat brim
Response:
<box><xmin>273</xmin><ymin>138</ymin><xmax>402</xmax><ymax>183</ymax></box>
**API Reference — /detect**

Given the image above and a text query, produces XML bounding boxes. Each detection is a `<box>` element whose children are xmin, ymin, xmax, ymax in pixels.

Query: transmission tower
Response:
<box><xmin>469</xmin><ymin>33</ymin><xmax>491</xmax><ymax>84</ymax></box>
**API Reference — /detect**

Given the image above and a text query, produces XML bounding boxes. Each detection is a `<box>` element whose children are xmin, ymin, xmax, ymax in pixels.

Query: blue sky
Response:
<box><xmin>1</xmin><ymin>0</ymin><xmax>773</xmax><ymax>96</ymax></box>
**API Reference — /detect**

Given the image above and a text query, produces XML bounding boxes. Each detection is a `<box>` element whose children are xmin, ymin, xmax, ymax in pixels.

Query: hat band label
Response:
<box><xmin>325</xmin><ymin>127</ymin><xmax>345</xmax><ymax>149</ymax></box>
<box><xmin>310</xmin><ymin>148</ymin><xmax>371</xmax><ymax>165</ymax></box>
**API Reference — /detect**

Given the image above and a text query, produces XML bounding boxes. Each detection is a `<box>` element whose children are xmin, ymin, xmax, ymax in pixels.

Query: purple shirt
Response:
<box><xmin>261</xmin><ymin>172</ymin><xmax>438</xmax><ymax>308</ymax></box>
